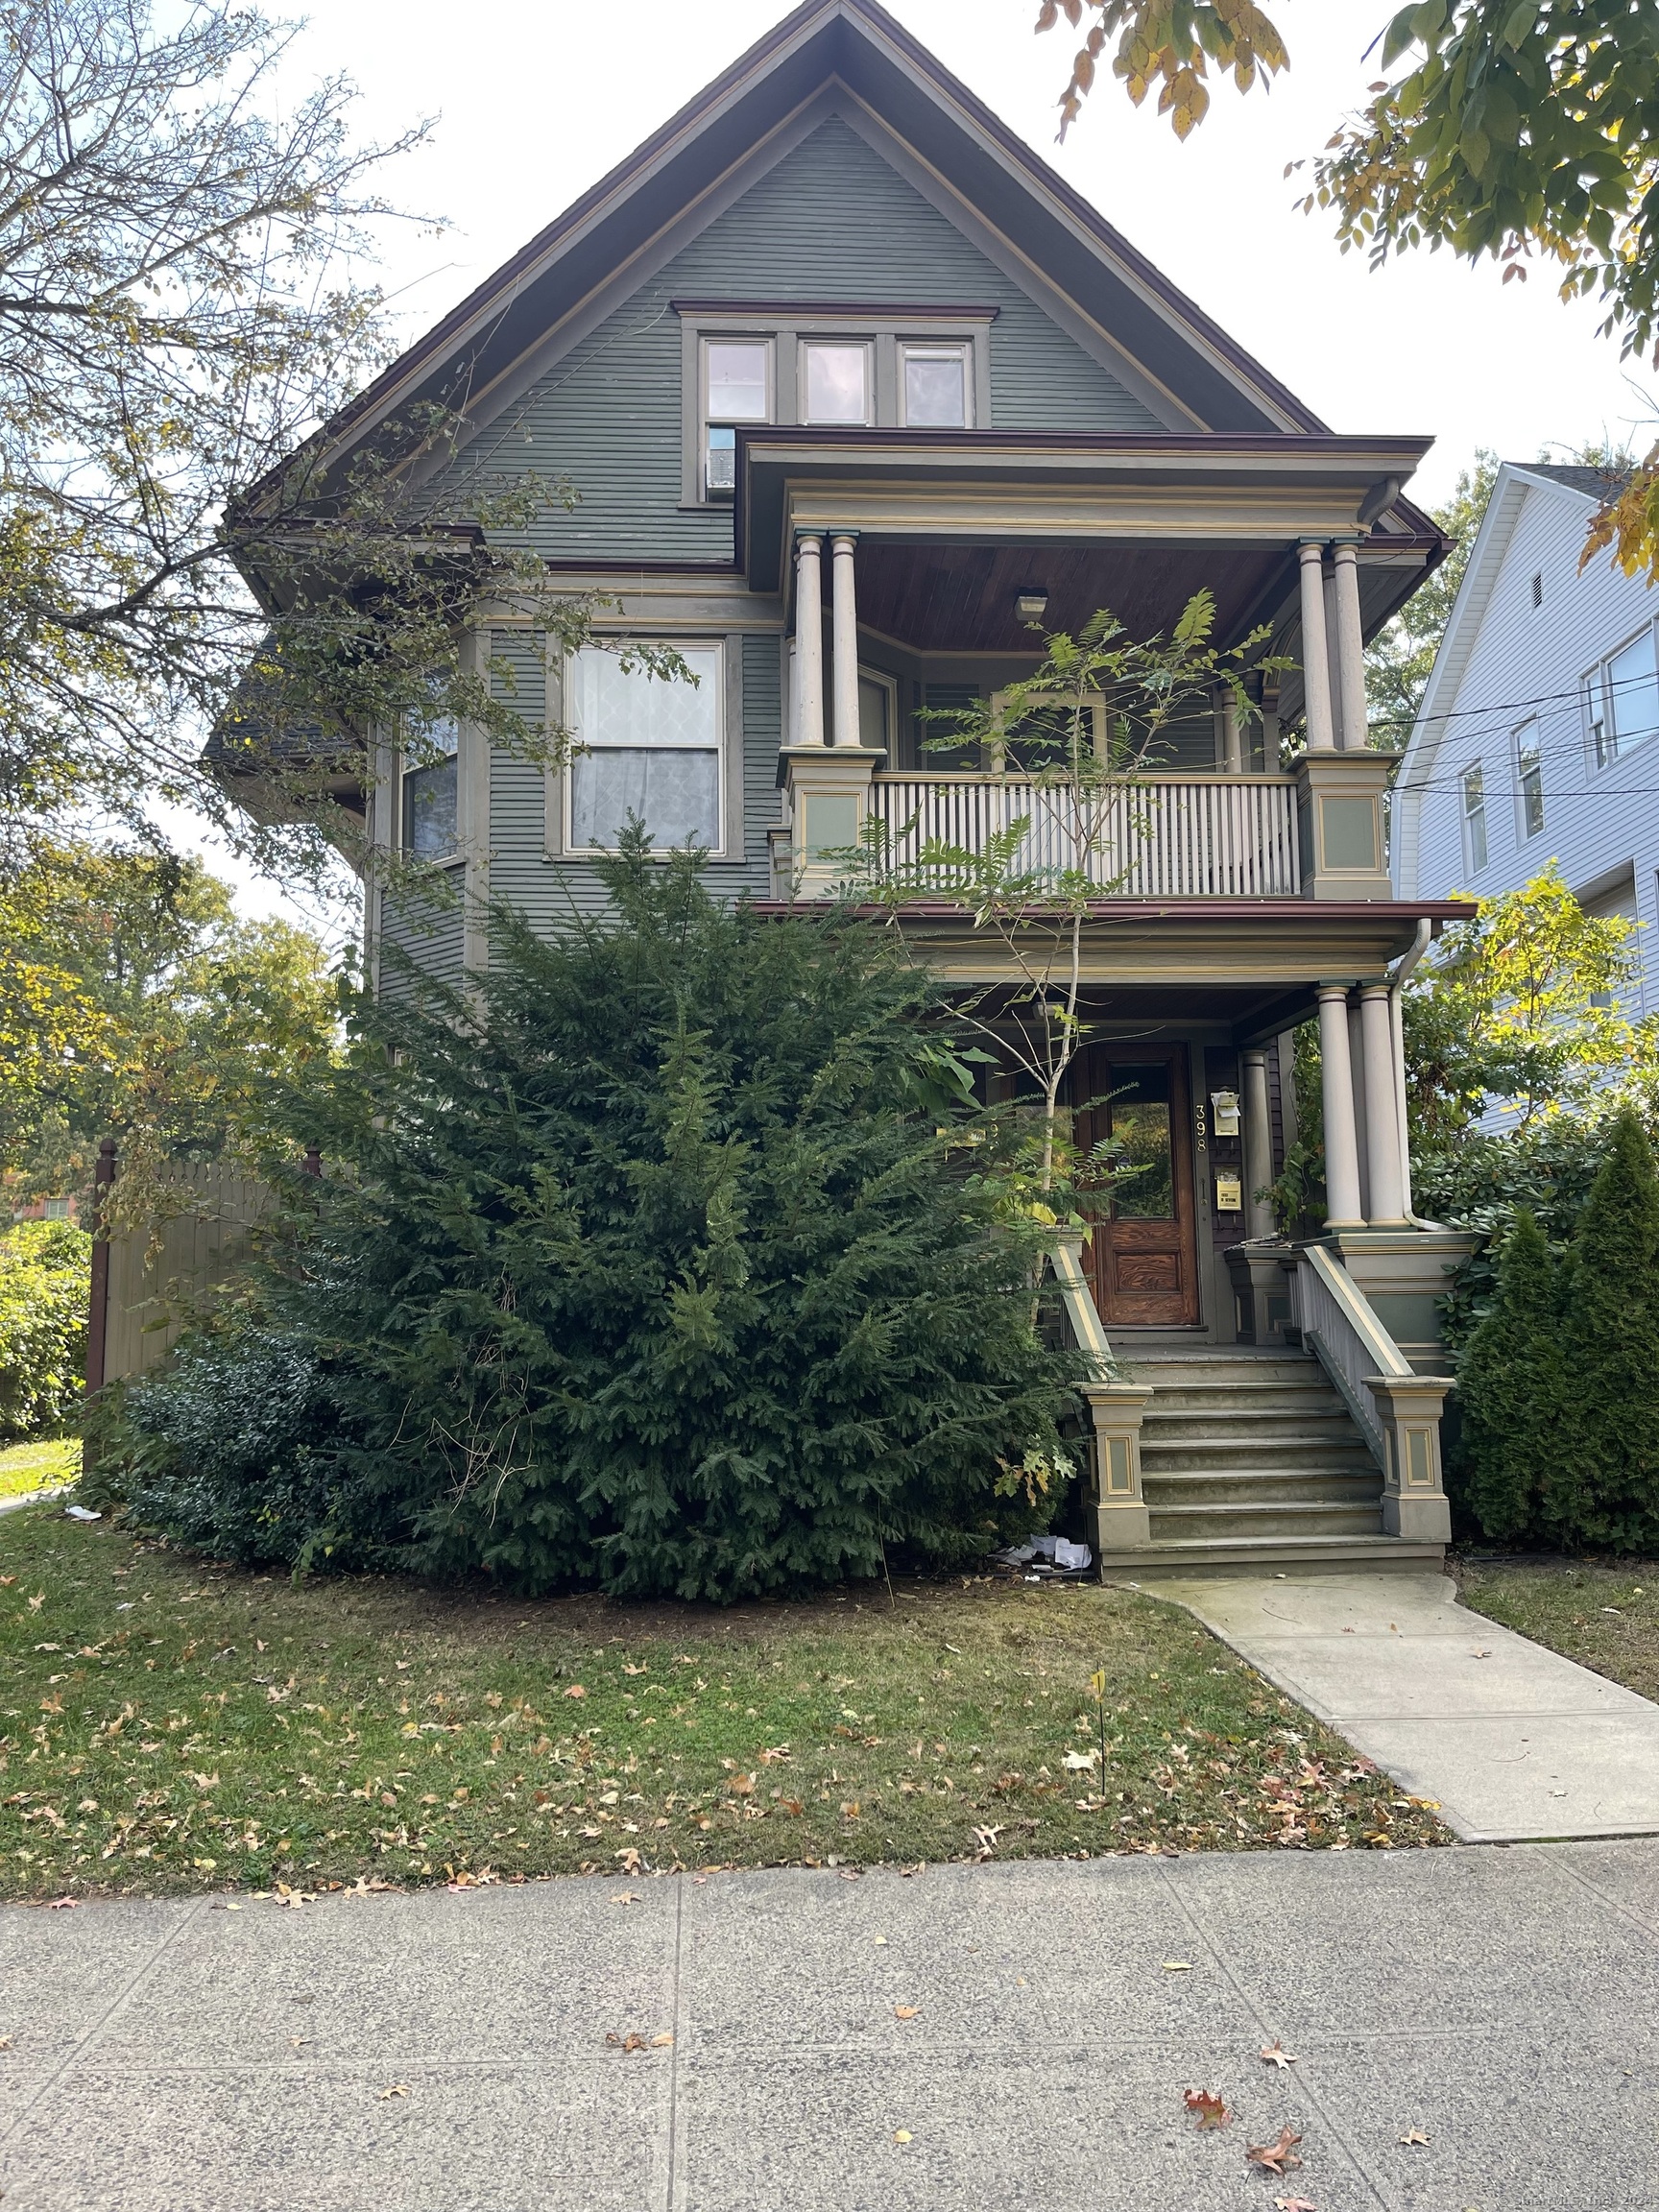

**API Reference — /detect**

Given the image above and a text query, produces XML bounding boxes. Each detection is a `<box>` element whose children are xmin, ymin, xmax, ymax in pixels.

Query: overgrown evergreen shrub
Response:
<box><xmin>1557</xmin><ymin>1108</ymin><xmax>1659</xmax><ymax>1552</ymax></box>
<box><xmin>113</xmin><ymin>845</ymin><xmax>1076</xmax><ymax>1599</ymax></box>
<box><xmin>1451</xmin><ymin>1210</ymin><xmax>1566</xmax><ymax>1544</ymax></box>
<box><xmin>0</xmin><ymin>1220</ymin><xmax>90</xmax><ymax>1441</ymax></box>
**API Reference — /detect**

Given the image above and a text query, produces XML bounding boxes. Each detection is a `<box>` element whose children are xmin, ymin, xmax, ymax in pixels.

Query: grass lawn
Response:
<box><xmin>1455</xmin><ymin>1554</ymin><xmax>1659</xmax><ymax>1701</ymax></box>
<box><xmin>0</xmin><ymin>1436</ymin><xmax>81</xmax><ymax>1501</ymax></box>
<box><xmin>0</xmin><ymin>1503</ymin><xmax>1449</xmax><ymax>1901</ymax></box>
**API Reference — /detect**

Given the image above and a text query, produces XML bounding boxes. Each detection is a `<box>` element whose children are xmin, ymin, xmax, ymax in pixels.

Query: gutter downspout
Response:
<box><xmin>1388</xmin><ymin>918</ymin><xmax>1444</xmax><ymax>1229</ymax></box>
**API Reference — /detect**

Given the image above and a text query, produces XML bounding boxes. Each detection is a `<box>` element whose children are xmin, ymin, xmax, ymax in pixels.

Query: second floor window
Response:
<box><xmin>1516</xmin><ymin>725</ymin><xmax>1545</xmax><ymax>838</ymax></box>
<box><xmin>1462</xmin><ymin>761</ymin><xmax>1488</xmax><ymax>875</ymax></box>
<box><xmin>402</xmin><ymin>711</ymin><xmax>460</xmax><ymax>860</ymax></box>
<box><xmin>567</xmin><ymin>643</ymin><xmax>723</xmax><ymax>854</ymax></box>
<box><xmin>1586</xmin><ymin>620</ymin><xmax>1659</xmax><ymax>770</ymax></box>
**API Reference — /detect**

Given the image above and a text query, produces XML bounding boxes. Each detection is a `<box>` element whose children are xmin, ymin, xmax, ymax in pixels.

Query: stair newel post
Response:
<box><xmin>1051</xmin><ymin>1228</ymin><xmax>1152</xmax><ymax>1551</ymax></box>
<box><xmin>1365</xmin><ymin>1375</ymin><xmax>1455</xmax><ymax>1544</ymax></box>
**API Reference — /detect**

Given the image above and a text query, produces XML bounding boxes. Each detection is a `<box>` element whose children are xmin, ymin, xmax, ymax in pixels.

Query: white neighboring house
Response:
<box><xmin>1393</xmin><ymin>461</ymin><xmax>1659</xmax><ymax>1017</ymax></box>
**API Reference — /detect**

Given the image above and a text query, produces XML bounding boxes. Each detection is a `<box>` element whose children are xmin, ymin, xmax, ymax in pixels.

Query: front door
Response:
<box><xmin>1078</xmin><ymin>1046</ymin><xmax>1200</xmax><ymax>1327</ymax></box>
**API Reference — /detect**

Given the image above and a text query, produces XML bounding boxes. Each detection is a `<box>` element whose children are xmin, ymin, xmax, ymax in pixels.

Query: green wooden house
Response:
<box><xmin>226</xmin><ymin>0</ymin><xmax>1476</xmax><ymax>1576</ymax></box>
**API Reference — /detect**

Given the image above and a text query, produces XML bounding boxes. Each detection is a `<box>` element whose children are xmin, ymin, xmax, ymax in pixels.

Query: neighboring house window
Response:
<box><xmin>402</xmin><ymin>712</ymin><xmax>460</xmax><ymax>859</ymax></box>
<box><xmin>901</xmin><ymin>343</ymin><xmax>972</xmax><ymax>427</ymax></box>
<box><xmin>801</xmin><ymin>339</ymin><xmax>871</xmax><ymax>424</ymax></box>
<box><xmin>43</xmin><ymin>1197</ymin><xmax>70</xmax><ymax>1220</ymax></box>
<box><xmin>1585</xmin><ymin>621</ymin><xmax>1659</xmax><ymax>769</ymax></box>
<box><xmin>702</xmin><ymin>338</ymin><xmax>771</xmax><ymax>499</ymax></box>
<box><xmin>1462</xmin><ymin>761</ymin><xmax>1488</xmax><ymax>874</ymax></box>
<box><xmin>567</xmin><ymin>643</ymin><xmax>724</xmax><ymax>854</ymax></box>
<box><xmin>1516</xmin><ymin>723</ymin><xmax>1545</xmax><ymax>839</ymax></box>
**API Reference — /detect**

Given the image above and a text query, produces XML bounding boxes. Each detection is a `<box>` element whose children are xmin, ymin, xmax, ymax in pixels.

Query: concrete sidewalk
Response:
<box><xmin>3</xmin><ymin>1841</ymin><xmax>1658</xmax><ymax>2210</ymax></box>
<box><xmin>1149</xmin><ymin>1571</ymin><xmax>1659</xmax><ymax>1843</ymax></box>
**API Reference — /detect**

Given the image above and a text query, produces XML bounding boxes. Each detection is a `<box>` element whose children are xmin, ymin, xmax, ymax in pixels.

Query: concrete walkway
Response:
<box><xmin>3</xmin><ymin>1843</ymin><xmax>1658</xmax><ymax>2210</ymax></box>
<box><xmin>1149</xmin><ymin>1571</ymin><xmax>1659</xmax><ymax>1843</ymax></box>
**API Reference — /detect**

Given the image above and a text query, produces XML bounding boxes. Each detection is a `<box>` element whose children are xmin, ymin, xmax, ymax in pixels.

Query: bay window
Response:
<box><xmin>402</xmin><ymin>711</ymin><xmax>460</xmax><ymax>860</ymax></box>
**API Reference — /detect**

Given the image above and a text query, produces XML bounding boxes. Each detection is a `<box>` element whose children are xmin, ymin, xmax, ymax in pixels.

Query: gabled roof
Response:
<box><xmin>264</xmin><ymin>0</ymin><xmax>1427</xmax><ymax>514</ymax></box>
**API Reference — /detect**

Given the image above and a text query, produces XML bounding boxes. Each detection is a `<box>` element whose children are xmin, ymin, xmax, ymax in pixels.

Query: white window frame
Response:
<box><xmin>1461</xmin><ymin>760</ymin><xmax>1488</xmax><ymax>876</ymax></box>
<box><xmin>799</xmin><ymin>336</ymin><xmax>874</xmax><ymax>426</ymax></box>
<box><xmin>558</xmin><ymin>639</ymin><xmax>733</xmax><ymax>861</ymax></box>
<box><xmin>1514</xmin><ymin>720</ymin><xmax>1545</xmax><ymax>841</ymax></box>
<box><xmin>699</xmin><ymin>335</ymin><xmax>773</xmax><ymax>503</ymax></box>
<box><xmin>1589</xmin><ymin>617</ymin><xmax>1659</xmax><ymax>773</ymax></box>
<box><xmin>898</xmin><ymin>340</ymin><xmax>975</xmax><ymax>429</ymax></box>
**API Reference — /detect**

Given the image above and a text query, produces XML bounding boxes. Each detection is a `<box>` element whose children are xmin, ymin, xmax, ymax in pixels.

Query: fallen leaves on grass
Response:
<box><xmin>563</xmin><ymin>1684</ymin><xmax>587</xmax><ymax>1700</ymax></box>
<box><xmin>1246</xmin><ymin>2127</ymin><xmax>1304</xmax><ymax>2175</ymax></box>
<box><xmin>1259</xmin><ymin>2040</ymin><xmax>1299</xmax><ymax>2069</ymax></box>
<box><xmin>1184</xmin><ymin>2088</ymin><xmax>1232</xmax><ymax>2129</ymax></box>
<box><xmin>972</xmin><ymin>1824</ymin><xmax>1001</xmax><ymax>1858</ymax></box>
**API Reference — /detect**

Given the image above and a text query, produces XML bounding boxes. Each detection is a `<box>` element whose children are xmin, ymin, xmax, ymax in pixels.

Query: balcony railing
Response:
<box><xmin>866</xmin><ymin>773</ymin><xmax>1302</xmax><ymax>899</ymax></box>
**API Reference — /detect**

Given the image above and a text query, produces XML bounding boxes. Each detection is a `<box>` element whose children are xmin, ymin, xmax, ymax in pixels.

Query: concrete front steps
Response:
<box><xmin>1098</xmin><ymin>1345</ymin><xmax>1445</xmax><ymax>1579</ymax></box>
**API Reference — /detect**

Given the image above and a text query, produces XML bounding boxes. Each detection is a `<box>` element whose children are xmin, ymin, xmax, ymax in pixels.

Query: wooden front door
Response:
<box><xmin>1078</xmin><ymin>1046</ymin><xmax>1200</xmax><ymax>1327</ymax></box>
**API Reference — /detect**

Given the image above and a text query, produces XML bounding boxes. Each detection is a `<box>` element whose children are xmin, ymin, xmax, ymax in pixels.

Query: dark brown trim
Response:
<box><xmin>670</xmin><ymin>298</ymin><xmax>999</xmax><ymax>319</ymax></box>
<box><xmin>750</xmin><ymin>897</ymin><xmax>1477</xmax><ymax>924</ymax></box>
<box><xmin>85</xmin><ymin>1137</ymin><xmax>115</xmax><ymax>1402</ymax></box>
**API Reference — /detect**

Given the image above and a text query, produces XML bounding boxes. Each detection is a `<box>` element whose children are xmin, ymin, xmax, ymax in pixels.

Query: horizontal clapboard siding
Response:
<box><xmin>438</xmin><ymin>114</ymin><xmax>1160</xmax><ymax>565</ymax></box>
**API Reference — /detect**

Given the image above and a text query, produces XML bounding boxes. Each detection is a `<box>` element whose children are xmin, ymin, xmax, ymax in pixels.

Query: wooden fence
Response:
<box><xmin>85</xmin><ymin>1142</ymin><xmax>297</xmax><ymax>1392</ymax></box>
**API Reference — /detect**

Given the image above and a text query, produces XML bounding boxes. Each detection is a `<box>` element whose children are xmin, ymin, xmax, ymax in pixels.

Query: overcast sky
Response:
<box><xmin>195</xmin><ymin>0</ymin><xmax>1655</xmax><ymax>929</ymax></box>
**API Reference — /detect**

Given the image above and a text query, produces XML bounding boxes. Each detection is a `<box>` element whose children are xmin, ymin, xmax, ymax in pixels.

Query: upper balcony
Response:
<box><xmin>735</xmin><ymin>428</ymin><xmax>1446</xmax><ymax>906</ymax></box>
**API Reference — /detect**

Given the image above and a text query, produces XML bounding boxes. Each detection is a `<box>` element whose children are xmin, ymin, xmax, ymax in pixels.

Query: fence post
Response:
<box><xmin>85</xmin><ymin>1138</ymin><xmax>116</xmax><ymax>1400</ymax></box>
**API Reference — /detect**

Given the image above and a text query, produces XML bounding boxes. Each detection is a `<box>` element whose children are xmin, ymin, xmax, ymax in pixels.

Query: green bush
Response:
<box><xmin>0</xmin><ymin>1219</ymin><xmax>90</xmax><ymax>1442</ymax></box>
<box><xmin>1558</xmin><ymin>1109</ymin><xmax>1659</xmax><ymax>1552</ymax></box>
<box><xmin>113</xmin><ymin>844</ymin><xmax>1077</xmax><ymax>1599</ymax></box>
<box><xmin>1452</xmin><ymin>1210</ymin><xmax>1567</xmax><ymax>1544</ymax></box>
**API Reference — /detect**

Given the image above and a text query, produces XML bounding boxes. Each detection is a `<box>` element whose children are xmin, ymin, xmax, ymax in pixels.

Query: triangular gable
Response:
<box><xmin>280</xmin><ymin>0</ymin><xmax>1343</xmax><ymax>508</ymax></box>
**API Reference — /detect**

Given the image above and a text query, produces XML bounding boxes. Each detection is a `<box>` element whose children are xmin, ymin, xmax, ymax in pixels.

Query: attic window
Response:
<box><xmin>702</xmin><ymin>339</ymin><xmax>771</xmax><ymax>499</ymax></box>
<box><xmin>1530</xmin><ymin>570</ymin><xmax>1544</xmax><ymax>609</ymax></box>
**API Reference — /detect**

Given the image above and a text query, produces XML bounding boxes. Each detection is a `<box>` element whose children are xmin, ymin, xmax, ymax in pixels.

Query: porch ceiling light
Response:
<box><xmin>1015</xmin><ymin>589</ymin><xmax>1048</xmax><ymax>624</ymax></box>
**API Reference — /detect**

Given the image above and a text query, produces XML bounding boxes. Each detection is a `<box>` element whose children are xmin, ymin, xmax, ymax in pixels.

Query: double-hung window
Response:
<box><xmin>1515</xmin><ymin>722</ymin><xmax>1545</xmax><ymax>839</ymax></box>
<box><xmin>402</xmin><ymin>709</ymin><xmax>460</xmax><ymax>860</ymax></box>
<box><xmin>1585</xmin><ymin>621</ymin><xmax>1659</xmax><ymax>770</ymax></box>
<box><xmin>567</xmin><ymin>643</ymin><xmax>724</xmax><ymax>854</ymax></box>
<box><xmin>702</xmin><ymin>340</ymin><xmax>771</xmax><ymax>499</ymax></box>
<box><xmin>1461</xmin><ymin>761</ymin><xmax>1488</xmax><ymax>875</ymax></box>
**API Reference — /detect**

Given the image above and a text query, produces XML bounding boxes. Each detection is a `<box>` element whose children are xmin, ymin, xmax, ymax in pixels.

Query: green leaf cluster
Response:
<box><xmin>0</xmin><ymin>1220</ymin><xmax>90</xmax><ymax>1442</ymax></box>
<box><xmin>108</xmin><ymin>840</ymin><xmax>1078</xmax><ymax>1601</ymax></box>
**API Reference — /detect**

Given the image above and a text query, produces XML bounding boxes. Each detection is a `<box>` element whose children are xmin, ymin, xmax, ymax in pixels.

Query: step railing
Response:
<box><xmin>868</xmin><ymin>773</ymin><xmax>1301</xmax><ymax>899</ymax></box>
<box><xmin>1290</xmin><ymin>1243</ymin><xmax>1455</xmax><ymax>1545</ymax></box>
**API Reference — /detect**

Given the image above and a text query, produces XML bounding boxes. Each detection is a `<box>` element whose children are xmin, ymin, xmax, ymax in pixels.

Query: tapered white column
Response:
<box><xmin>794</xmin><ymin>532</ymin><xmax>825</xmax><ymax>747</ymax></box>
<box><xmin>1317</xmin><ymin>985</ymin><xmax>1365</xmax><ymax>1231</ymax></box>
<box><xmin>1389</xmin><ymin>983</ymin><xmax>1416</xmax><ymax>1219</ymax></box>
<box><xmin>830</xmin><ymin>532</ymin><xmax>859</xmax><ymax>748</ymax></box>
<box><xmin>1298</xmin><ymin>542</ymin><xmax>1336</xmax><ymax>754</ymax></box>
<box><xmin>1332</xmin><ymin>541</ymin><xmax>1370</xmax><ymax>757</ymax></box>
<box><xmin>1360</xmin><ymin>983</ymin><xmax>1408</xmax><ymax>1225</ymax></box>
<box><xmin>1241</xmin><ymin>1048</ymin><xmax>1276</xmax><ymax>1238</ymax></box>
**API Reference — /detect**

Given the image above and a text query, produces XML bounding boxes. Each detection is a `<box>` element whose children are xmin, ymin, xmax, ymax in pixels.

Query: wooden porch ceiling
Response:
<box><xmin>851</xmin><ymin>537</ymin><xmax>1286</xmax><ymax>657</ymax></box>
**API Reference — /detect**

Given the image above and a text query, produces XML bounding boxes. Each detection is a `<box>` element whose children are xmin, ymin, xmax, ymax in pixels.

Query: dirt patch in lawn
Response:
<box><xmin>1454</xmin><ymin>1552</ymin><xmax>1659</xmax><ymax>1702</ymax></box>
<box><xmin>0</xmin><ymin>1504</ymin><xmax>1449</xmax><ymax>1899</ymax></box>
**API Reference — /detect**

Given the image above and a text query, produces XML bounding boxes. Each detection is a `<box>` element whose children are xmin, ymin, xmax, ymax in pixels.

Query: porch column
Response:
<box><xmin>1359</xmin><ymin>983</ymin><xmax>1408</xmax><ymax>1226</ymax></box>
<box><xmin>1389</xmin><ymin>981</ymin><xmax>1416</xmax><ymax>1219</ymax></box>
<box><xmin>1219</xmin><ymin>688</ymin><xmax>1242</xmax><ymax>773</ymax></box>
<box><xmin>1347</xmin><ymin>998</ymin><xmax>1371</xmax><ymax>1224</ymax></box>
<box><xmin>1316</xmin><ymin>985</ymin><xmax>1365</xmax><ymax>1231</ymax></box>
<box><xmin>794</xmin><ymin>531</ymin><xmax>826</xmax><ymax>747</ymax></box>
<box><xmin>1241</xmin><ymin>1049</ymin><xmax>1276</xmax><ymax>1238</ymax></box>
<box><xmin>1297</xmin><ymin>542</ymin><xmax>1336</xmax><ymax>753</ymax></box>
<box><xmin>1332</xmin><ymin>541</ymin><xmax>1370</xmax><ymax>756</ymax></box>
<box><xmin>830</xmin><ymin>532</ymin><xmax>859</xmax><ymax>748</ymax></box>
